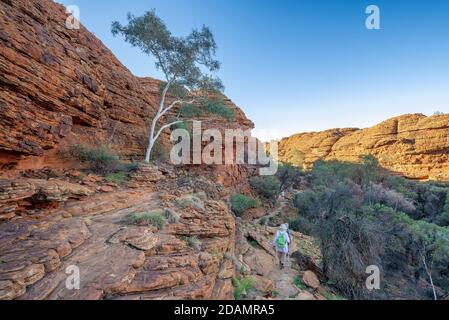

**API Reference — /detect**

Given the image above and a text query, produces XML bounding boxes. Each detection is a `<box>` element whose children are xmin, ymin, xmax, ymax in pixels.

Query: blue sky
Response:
<box><xmin>56</xmin><ymin>0</ymin><xmax>449</xmax><ymax>140</ymax></box>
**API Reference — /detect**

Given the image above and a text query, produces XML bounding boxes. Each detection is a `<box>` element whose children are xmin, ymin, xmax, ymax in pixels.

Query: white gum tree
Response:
<box><xmin>112</xmin><ymin>10</ymin><xmax>225</xmax><ymax>162</ymax></box>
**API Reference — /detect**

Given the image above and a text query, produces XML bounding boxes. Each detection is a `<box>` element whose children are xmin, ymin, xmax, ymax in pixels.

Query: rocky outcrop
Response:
<box><xmin>0</xmin><ymin>186</ymin><xmax>236</xmax><ymax>300</ymax></box>
<box><xmin>0</xmin><ymin>0</ymin><xmax>253</xmax><ymax>172</ymax></box>
<box><xmin>0</xmin><ymin>179</ymin><xmax>93</xmax><ymax>220</ymax></box>
<box><xmin>276</xmin><ymin>114</ymin><xmax>449</xmax><ymax>181</ymax></box>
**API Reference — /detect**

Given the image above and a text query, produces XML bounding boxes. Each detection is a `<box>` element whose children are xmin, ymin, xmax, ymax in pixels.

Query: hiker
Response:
<box><xmin>278</xmin><ymin>191</ymin><xmax>286</xmax><ymax>202</ymax></box>
<box><xmin>273</xmin><ymin>224</ymin><xmax>290</xmax><ymax>269</ymax></box>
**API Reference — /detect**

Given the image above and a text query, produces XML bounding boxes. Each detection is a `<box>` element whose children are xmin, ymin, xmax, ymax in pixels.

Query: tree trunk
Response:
<box><xmin>422</xmin><ymin>254</ymin><xmax>437</xmax><ymax>300</ymax></box>
<box><xmin>144</xmin><ymin>81</ymin><xmax>171</xmax><ymax>163</ymax></box>
<box><xmin>144</xmin><ymin>136</ymin><xmax>154</xmax><ymax>163</ymax></box>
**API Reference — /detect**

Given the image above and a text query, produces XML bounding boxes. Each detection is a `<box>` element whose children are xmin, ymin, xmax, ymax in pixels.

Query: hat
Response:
<box><xmin>280</xmin><ymin>224</ymin><xmax>287</xmax><ymax>231</ymax></box>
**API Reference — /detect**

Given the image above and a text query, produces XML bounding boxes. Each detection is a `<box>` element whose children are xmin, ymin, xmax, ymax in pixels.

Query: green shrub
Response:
<box><xmin>288</xmin><ymin>216</ymin><xmax>314</xmax><ymax>235</ymax></box>
<box><xmin>445</xmin><ymin>192</ymin><xmax>449</xmax><ymax>212</ymax></box>
<box><xmin>69</xmin><ymin>143</ymin><xmax>120</xmax><ymax>174</ymax></box>
<box><xmin>173</xmin><ymin>120</ymin><xmax>193</xmax><ymax>132</ymax></box>
<box><xmin>276</xmin><ymin>163</ymin><xmax>302</xmax><ymax>190</ymax></box>
<box><xmin>176</xmin><ymin>194</ymin><xmax>205</xmax><ymax>212</ymax></box>
<box><xmin>230</xmin><ymin>194</ymin><xmax>259</xmax><ymax>216</ymax></box>
<box><xmin>293</xmin><ymin>276</ymin><xmax>306</xmax><ymax>290</ymax></box>
<box><xmin>126</xmin><ymin>211</ymin><xmax>166</xmax><ymax>230</ymax></box>
<box><xmin>293</xmin><ymin>191</ymin><xmax>318</xmax><ymax>217</ymax></box>
<box><xmin>184</xmin><ymin>236</ymin><xmax>202</xmax><ymax>251</ymax></box>
<box><xmin>437</xmin><ymin>211</ymin><xmax>449</xmax><ymax>227</ymax></box>
<box><xmin>151</xmin><ymin>139</ymin><xmax>170</xmax><ymax>162</ymax></box>
<box><xmin>322</xmin><ymin>292</ymin><xmax>345</xmax><ymax>300</ymax></box>
<box><xmin>250</xmin><ymin>176</ymin><xmax>281</xmax><ymax>200</ymax></box>
<box><xmin>104</xmin><ymin>172</ymin><xmax>128</xmax><ymax>184</ymax></box>
<box><xmin>179</xmin><ymin>104</ymin><xmax>202</xmax><ymax>118</ymax></box>
<box><xmin>259</xmin><ymin>217</ymin><xmax>268</xmax><ymax>225</ymax></box>
<box><xmin>232</xmin><ymin>277</ymin><xmax>254</xmax><ymax>300</ymax></box>
<box><xmin>164</xmin><ymin>209</ymin><xmax>181</xmax><ymax>224</ymax></box>
<box><xmin>202</xmin><ymin>98</ymin><xmax>235</xmax><ymax>121</ymax></box>
<box><xmin>293</xmin><ymin>159</ymin><xmax>449</xmax><ymax>299</ymax></box>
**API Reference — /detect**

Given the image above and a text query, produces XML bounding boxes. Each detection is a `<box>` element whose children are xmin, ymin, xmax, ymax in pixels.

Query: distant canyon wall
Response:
<box><xmin>276</xmin><ymin>114</ymin><xmax>449</xmax><ymax>181</ymax></box>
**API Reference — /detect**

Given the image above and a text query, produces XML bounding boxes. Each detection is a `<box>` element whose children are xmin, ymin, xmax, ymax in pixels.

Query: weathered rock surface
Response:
<box><xmin>276</xmin><ymin>114</ymin><xmax>449</xmax><ymax>181</ymax></box>
<box><xmin>0</xmin><ymin>178</ymin><xmax>93</xmax><ymax>220</ymax></box>
<box><xmin>0</xmin><ymin>188</ymin><xmax>236</xmax><ymax>300</ymax></box>
<box><xmin>302</xmin><ymin>270</ymin><xmax>320</xmax><ymax>289</ymax></box>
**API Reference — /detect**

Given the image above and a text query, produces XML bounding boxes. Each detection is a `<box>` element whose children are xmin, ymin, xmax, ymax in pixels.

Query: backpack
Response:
<box><xmin>276</xmin><ymin>232</ymin><xmax>287</xmax><ymax>249</ymax></box>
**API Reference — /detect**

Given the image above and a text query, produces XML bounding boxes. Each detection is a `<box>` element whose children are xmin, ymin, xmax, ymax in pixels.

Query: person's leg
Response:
<box><xmin>281</xmin><ymin>252</ymin><xmax>287</xmax><ymax>267</ymax></box>
<box><xmin>277</xmin><ymin>251</ymin><xmax>283</xmax><ymax>268</ymax></box>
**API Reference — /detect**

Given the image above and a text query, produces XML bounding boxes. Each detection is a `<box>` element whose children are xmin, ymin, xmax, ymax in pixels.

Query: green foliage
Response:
<box><xmin>364</xmin><ymin>183</ymin><xmax>415</xmax><ymax>214</ymax></box>
<box><xmin>176</xmin><ymin>194</ymin><xmax>205</xmax><ymax>212</ymax></box>
<box><xmin>201</xmin><ymin>98</ymin><xmax>235</xmax><ymax>121</ymax></box>
<box><xmin>69</xmin><ymin>143</ymin><xmax>120</xmax><ymax>175</ymax></box>
<box><xmin>232</xmin><ymin>277</ymin><xmax>254</xmax><ymax>300</ymax></box>
<box><xmin>179</xmin><ymin>104</ymin><xmax>202</xmax><ymax>118</ymax></box>
<box><xmin>293</xmin><ymin>159</ymin><xmax>449</xmax><ymax>299</ymax></box>
<box><xmin>293</xmin><ymin>191</ymin><xmax>318</xmax><ymax>217</ymax></box>
<box><xmin>184</xmin><ymin>236</ymin><xmax>202</xmax><ymax>251</ymax></box>
<box><xmin>259</xmin><ymin>217</ymin><xmax>268</xmax><ymax>226</ymax></box>
<box><xmin>288</xmin><ymin>216</ymin><xmax>314</xmax><ymax>235</ymax></box>
<box><xmin>437</xmin><ymin>211</ymin><xmax>449</xmax><ymax>227</ymax></box>
<box><xmin>444</xmin><ymin>192</ymin><xmax>449</xmax><ymax>213</ymax></box>
<box><xmin>230</xmin><ymin>194</ymin><xmax>259</xmax><ymax>216</ymax></box>
<box><xmin>126</xmin><ymin>211</ymin><xmax>166</xmax><ymax>230</ymax></box>
<box><xmin>293</xmin><ymin>276</ymin><xmax>306</xmax><ymax>290</ymax></box>
<box><xmin>322</xmin><ymin>292</ymin><xmax>345</xmax><ymax>300</ymax></box>
<box><xmin>360</xmin><ymin>154</ymin><xmax>379</xmax><ymax>167</ymax></box>
<box><xmin>276</xmin><ymin>163</ymin><xmax>302</xmax><ymax>190</ymax></box>
<box><xmin>104</xmin><ymin>172</ymin><xmax>128</xmax><ymax>184</ymax></box>
<box><xmin>112</xmin><ymin>10</ymin><xmax>223</xmax><ymax>93</ymax></box>
<box><xmin>394</xmin><ymin>212</ymin><xmax>449</xmax><ymax>261</ymax></box>
<box><xmin>151</xmin><ymin>139</ymin><xmax>170</xmax><ymax>162</ymax></box>
<box><xmin>250</xmin><ymin>176</ymin><xmax>281</xmax><ymax>200</ymax></box>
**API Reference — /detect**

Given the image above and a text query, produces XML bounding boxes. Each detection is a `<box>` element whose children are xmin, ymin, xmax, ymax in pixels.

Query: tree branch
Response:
<box><xmin>152</xmin><ymin>120</ymin><xmax>184</xmax><ymax>144</ymax></box>
<box><xmin>158</xmin><ymin>80</ymin><xmax>173</xmax><ymax>115</ymax></box>
<box><xmin>422</xmin><ymin>253</ymin><xmax>437</xmax><ymax>300</ymax></box>
<box><xmin>156</xmin><ymin>99</ymin><xmax>196</xmax><ymax>121</ymax></box>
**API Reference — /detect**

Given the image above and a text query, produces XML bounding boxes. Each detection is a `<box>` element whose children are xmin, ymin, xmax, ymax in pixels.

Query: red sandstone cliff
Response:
<box><xmin>0</xmin><ymin>0</ymin><xmax>257</xmax><ymax>300</ymax></box>
<box><xmin>277</xmin><ymin>113</ymin><xmax>449</xmax><ymax>181</ymax></box>
<box><xmin>0</xmin><ymin>0</ymin><xmax>253</xmax><ymax>172</ymax></box>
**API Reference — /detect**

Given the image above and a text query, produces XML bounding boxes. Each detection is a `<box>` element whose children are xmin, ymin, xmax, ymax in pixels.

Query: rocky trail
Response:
<box><xmin>268</xmin><ymin>257</ymin><xmax>301</xmax><ymax>299</ymax></box>
<box><xmin>0</xmin><ymin>165</ymin><xmax>239</xmax><ymax>300</ymax></box>
<box><xmin>255</xmin><ymin>201</ymin><xmax>287</xmax><ymax>225</ymax></box>
<box><xmin>236</xmin><ymin>198</ymin><xmax>327</xmax><ymax>300</ymax></box>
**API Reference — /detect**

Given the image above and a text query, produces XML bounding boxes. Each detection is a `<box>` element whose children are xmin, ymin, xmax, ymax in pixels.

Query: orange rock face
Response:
<box><xmin>0</xmin><ymin>187</ymin><xmax>236</xmax><ymax>300</ymax></box>
<box><xmin>277</xmin><ymin>114</ymin><xmax>449</xmax><ymax>181</ymax></box>
<box><xmin>0</xmin><ymin>0</ymin><xmax>253</xmax><ymax>172</ymax></box>
<box><xmin>0</xmin><ymin>0</ymin><xmax>259</xmax><ymax>301</ymax></box>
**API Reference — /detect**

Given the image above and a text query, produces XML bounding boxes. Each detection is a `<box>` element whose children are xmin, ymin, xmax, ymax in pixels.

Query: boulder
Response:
<box><xmin>252</xmin><ymin>275</ymin><xmax>274</xmax><ymax>294</ymax></box>
<box><xmin>296</xmin><ymin>291</ymin><xmax>317</xmax><ymax>300</ymax></box>
<box><xmin>302</xmin><ymin>270</ymin><xmax>320</xmax><ymax>289</ymax></box>
<box><xmin>243</xmin><ymin>248</ymin><xmax>276</xmax><ymax>277</ymax></box>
